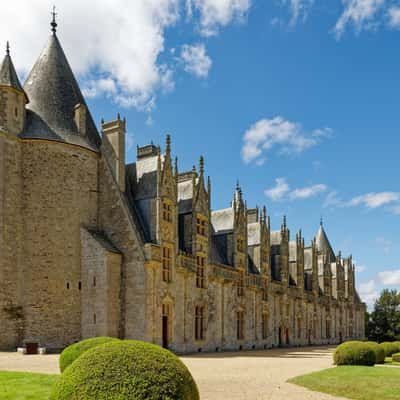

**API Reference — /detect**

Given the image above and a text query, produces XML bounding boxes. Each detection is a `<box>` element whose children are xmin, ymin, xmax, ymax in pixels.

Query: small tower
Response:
<box><xmin>0</xmin><ymin>42</ymin><xmax>28</xmax><ymax>135</ymax></box>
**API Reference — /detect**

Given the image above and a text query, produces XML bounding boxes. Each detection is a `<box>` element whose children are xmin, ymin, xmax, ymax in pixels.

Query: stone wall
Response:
<box><xmin>98</xmin><ymin>156</ymin><xmax>147</xmax><ymax>341</ymax></box>
<box><xmin>20</xmin><ymin>140</ymin><xmax>99</xmax><ymax>349</ymax></box>
<box><xmin>81</xmin><ymin>228</ymin><xmax>122</xmax><ymax>338</ymax></box>
<box><xmin>0</xmin><ymin>132</ymin><xmax>23</xmax><ymax>349</ymax></box>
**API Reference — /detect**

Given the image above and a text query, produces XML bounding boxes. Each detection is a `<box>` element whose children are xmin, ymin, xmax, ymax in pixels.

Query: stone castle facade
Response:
<box><xmin>0</xmin><ymin>22</ymin><xmax>366</xmax><ymax>352</ymax></box>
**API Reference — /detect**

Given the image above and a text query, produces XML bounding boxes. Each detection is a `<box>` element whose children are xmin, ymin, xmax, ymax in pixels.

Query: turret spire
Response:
<box><xmin>51</xmin><ymin>6</ymin><xmax>57</xmax><ymax>34</ymax></box>
<box><xmin>199</xmin><ymin>155</ymin><xmax>204</xmax><ymax>175</ymax></box>
<box><xmin>6</xmin><ymin>41</ymin><xmax>10</xmax><ymax>56</ymax></box>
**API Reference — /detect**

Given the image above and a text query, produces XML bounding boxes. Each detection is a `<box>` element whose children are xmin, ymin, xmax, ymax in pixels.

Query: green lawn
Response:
<box><xmin>0</xmin><ymin>371</ymin><xmax>58</xmax><ymax>400</ymax></box>
<box><xmin>288</xmin><ymin>366</ymin><xmax>400</xmax><ymax>400</ymax></box>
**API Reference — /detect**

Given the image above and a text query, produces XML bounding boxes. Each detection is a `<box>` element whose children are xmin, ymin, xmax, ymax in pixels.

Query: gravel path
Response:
<box><xmin>0</xmin><ymin>346</ymin><xmax>346</xmax><ymax>400</ymax></box>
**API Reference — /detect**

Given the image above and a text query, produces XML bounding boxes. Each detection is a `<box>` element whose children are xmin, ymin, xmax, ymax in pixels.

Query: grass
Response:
<box><xmin>0</xmin><ymin>371</ymin><xmax>58</xmax><ymax>400</ymax></box>
<box><xmin>288</xmin><ymin>366</ymin><xmax>400</xmax><ymax>400</ymax></box>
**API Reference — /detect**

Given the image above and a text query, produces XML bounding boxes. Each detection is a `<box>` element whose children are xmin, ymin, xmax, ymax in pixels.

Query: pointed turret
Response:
<box><xmin>315</xmin><ymin>220</ymin><xmax>335</xmax><ymax>263</ymax></box>
<box><xmin>0</xmin><ymin>42</ymin><xmax>28</xmax><ymax>135</ymax></box>
<box><xmin>22</xmin><ymin>14</ymin><xmax>100</xmax><ymax>150</ymax></box>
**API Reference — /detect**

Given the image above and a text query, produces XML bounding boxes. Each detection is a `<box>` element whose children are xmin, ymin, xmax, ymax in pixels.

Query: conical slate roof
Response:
<box><xmin>22</xmin><ymin>33</ymin><xmax>101</xmax><ymax>150</ymax></box>
<box><xmin>0</xmin><ymin>48</ymin><xmax>28</xmax><ymax>101</ymax></box>
<box><xmin>315</xmin><ymin>223</ymin><xmax>335</xmax><ymax>262</ymax></box>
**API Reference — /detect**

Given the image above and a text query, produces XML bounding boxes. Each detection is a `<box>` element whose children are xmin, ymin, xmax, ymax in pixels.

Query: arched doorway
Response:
<box><xmin>285</xmin><ymin>328</ymin><xmax>289</xmax><ymax>345</ymax></box>
<box><xmin>278</xmin><ymin>327</ymin><xmax>282</xmax><ymax>347</ymax></box>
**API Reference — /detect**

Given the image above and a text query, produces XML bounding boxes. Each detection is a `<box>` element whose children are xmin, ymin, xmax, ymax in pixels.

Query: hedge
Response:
<box><xmin>365</xmin><ymin>341</ymin><xmax>385</xmax><ymax>364</ymax></box>
<box><xmin>379</xmin><ymin>342</ymin><xmax>400</xmax><ymax>358</ymax></box>
<box><xmin>333</xmin><ymin>341</ymin><xmax>376</xmax><ymax>366</ymax></box>
<box><xmin>392</xmin><ymin>352</ymin><xmax>400</xmax><ymax>363</ymax></box>
<box><xmin>59</xmin><ymin>337</ymin><xmax>119</xmax><ymax>372</ymax></box>
<box><xmin>51</xmin><ymin>340</ymin><xmax>200</xmax><ymax>400</ymax></box>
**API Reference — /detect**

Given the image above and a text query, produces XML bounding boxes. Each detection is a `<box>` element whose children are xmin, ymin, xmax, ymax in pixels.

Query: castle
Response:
<box><xmin>0</xmin><ymin>19</ymin><xmax>366</xmax><ymax>352</ymax></box>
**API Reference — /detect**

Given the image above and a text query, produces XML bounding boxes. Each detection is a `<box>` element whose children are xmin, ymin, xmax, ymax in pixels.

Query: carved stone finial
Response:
<box><xmin>166</xmin><ymin>134</ymin><xmax>171</xmax><ymax>154</ymax></box>
<box><xmin>199</xmin><ymin>155</ymin><xmax>204</xmax><ymax>175</ymax></box>
<box><xmin>51</xmin><ymin>6</ymin><xmax>58</xmax><ymax>34</ymax></box>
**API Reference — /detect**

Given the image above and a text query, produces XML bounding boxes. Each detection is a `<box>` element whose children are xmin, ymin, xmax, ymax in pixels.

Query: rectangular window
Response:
<box><xmin>297</xmin><ymin>318</ymin><xmax>302</xmax><ymax>339</ymax></box>
<box><xmin>262</xmin><ymin>313</ymin><xmax>268</xmax><ymax>339</ymax></box>
<box><xmin>237</xmin><ymin>311</ymin><xmax>245</xmax><ymax>340</ymax></box>
<box><xmin>162</xmin><ymin>246</ymin><xmax>172</xmax><ymax>282</ymax></box>
<box><xmin>237</xmin><ymin>271</ymin><xmax>244</xmax><ymax>297</ymax></box>
<box><xmin>237</xmin><ymin>238</ymin><xmax>245</xmax><ymax>253</ymax></box>
<box><xmin>195</xmin><ymin>306</ymin><xmax>205</xmax><ymax>341</ymax></box>
<box><xmin>196</xmin><ymin>255</ymin><xmax>206</xmax><ymax>288</ymax></box>
<box><xmin>162</xmin><ymin>201</ymin><xmax>172</xmax><ymax>222</ymax></box>
<box><xmin>196</xmin><ymin>216</ymin><xmax>207</xmax><ymax>236</ymax></box>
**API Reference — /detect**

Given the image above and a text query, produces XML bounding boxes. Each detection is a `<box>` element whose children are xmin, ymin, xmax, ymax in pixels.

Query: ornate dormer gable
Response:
<box><xmin>233</xmin><ymin>183</ymin><xmax>248</xmax><ymax>270</ymax></box>
<box><xmin>323</xmin><ymin>254</ymin><xmax>332</xmax><ymax>298</ymax></box>
<box><xmin>311</xmin><ymin>239</ymin><xmax>319</xmax><ymax>297</ymax></box>
<box><xmin>159</xmin><ymin>135</ymin><xmax>177</xmax><ymax>202</ymax></box>
<box><xmin>280</xmin><ymin>216</ymin><xmax>290</xmax><ymax>287</ymax></box>
<box><xmin>335</xmin><ymin>253</ymin><xmax>345</xmax><ymax>302</ymax></box>
<box><xmin>344</xmin><ymin>255</ymin><xmax>355</xmax><ymax>301</ymax></box>
<box><xmin>0</xmin><ymin>42</ymin><xmax>28</xmax><ymax>135</ymax></box>
<box><xmin>260</xmin><ymin>206</ymin><xmax>271</xmax><ymax>278</ymax></box>
<box><xmin>296</xmin><ymin>230</ymin><xmax>305</xmax><ymax>290</ymax></box>
<box><xmin>193</xmin><ymin>156</ymin><xmax>210</xmax><ymax>216</ymax></box>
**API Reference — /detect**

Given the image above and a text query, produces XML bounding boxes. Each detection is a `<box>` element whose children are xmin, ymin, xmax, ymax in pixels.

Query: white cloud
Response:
<box><xmin>378</xmin><ymin>269</ymin><xmax>400</xmax><ymax>286</ymax></box>
<box><xmin>348</xmin><ymin>192</ymin><xmax>400</xmax><ymax>208</ymax></box>
<box><xmin>376</xmin><ymin>236</ymin><xmax>392</xmax><ymax>255</ymax></box>
<box><xmin>1</xmin><ymin>0</ymin><xmax>248</xmax><ymax>112</ymax></box>
<box><xmin>391</xmin><ymin>205</ymin><xmax>400</xmax><ymax>214</ymax></box>
<box><xmin>241</xmin><ymin>116</ymin><xmax>331</xmax><ymax>165</ymax></box>
<box><xmin>186</xmin><ymin>0</ymin><xmax>251</xmax><ymax>36</ymax></box>
<box><xmin>323</xmin><ymin>191</ymin><xmax>343</xmax><ymax>208</ymax></box>
<box><xmin>181</xmin><ymin>43</ymin><xmax>212</xmax><ymax>78</ymax></box>
<box><xmin>355</xmin><ymin>264</ymin><xmax>366</xmax><ymax>273</ymax></box>
<box><xmin>334</xmin><ymin>0</ymin><xmax>386</xmax><ymax>38</ymax></box>
<box><xmin>281</xmin><ymin>0</ymin><xmax>315</xmax><ymax>26</ymax></box>
<box><xmin>264</xmin><ymin>178</ymin><xmax>327</xmax><ymax>202</ymax></box>
<box><xmin>358</xmin><ymin>279</ymin><xmax>378</xmax><ymax>307</ymax></box>
<box><xmin>264</xmin><ymin>178</ymin><xmax>290</xmax><ymax>201</ymax></box>
<box><xmin>388</xmin><ymin>6</ymin><xmax>400</xmax><ymax>28</ymax></box>
<box><xmin>289</xmin><ymin>184</ymin><xmax>327</xmax><ymax>200</ymax></box>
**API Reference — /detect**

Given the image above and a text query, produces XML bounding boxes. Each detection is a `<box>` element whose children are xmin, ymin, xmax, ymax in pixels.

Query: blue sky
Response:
<box><xmin>2</xmin><ymin>0</ymin><xmax>399</xmax><ymax>307</ymax></box>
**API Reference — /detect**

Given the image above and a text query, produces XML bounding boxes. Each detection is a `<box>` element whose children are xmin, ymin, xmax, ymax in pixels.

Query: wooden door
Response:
<box><xmin>162</xmin><ymin>316</ymin><xmax>169</xmax><ymax>349</ymax></box>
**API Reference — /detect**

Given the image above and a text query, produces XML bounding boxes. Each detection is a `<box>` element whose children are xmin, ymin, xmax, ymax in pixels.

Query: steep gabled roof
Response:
<box><xmin>22</xmin><ymin>33</ymin><xmax>101</xmax><ymax>150</ymax></box>
<box><xmin>315</xmin><ymin>224</ymin><xmax>336</xmax><ymax>262</ymax></box>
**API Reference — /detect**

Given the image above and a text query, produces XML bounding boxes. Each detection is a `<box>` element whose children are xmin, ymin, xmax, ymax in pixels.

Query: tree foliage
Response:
<box><xmin>367</xmin><ymin>289</ymin><xmax>400</xmax><ymax>342</ymax></box>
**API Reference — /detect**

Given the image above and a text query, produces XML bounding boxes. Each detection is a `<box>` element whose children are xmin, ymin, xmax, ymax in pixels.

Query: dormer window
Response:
<box><xmin>196</xmin><ymin>215</ymin><xmax>207</xmax><ymax>236</ymax></box>
<box><xmin>162</xmin><ymin>201</ymin><xmax>172</xmax><ymax>222</ymax></box>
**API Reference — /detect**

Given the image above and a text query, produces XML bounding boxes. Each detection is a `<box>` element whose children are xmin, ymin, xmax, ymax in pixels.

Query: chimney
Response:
<box><xmin>101</xmin><ymin>115</ymin><xmax>126</xmax><ymax>192</ymax></box>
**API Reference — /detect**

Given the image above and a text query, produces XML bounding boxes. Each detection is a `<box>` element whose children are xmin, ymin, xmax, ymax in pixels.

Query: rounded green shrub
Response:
<box><xmin>333</xmin><ymin>341</ymin><xmax>376</xmax><ymax>366</ymax></box>
<box><xmin>379</xmin><ymin>342</ymin><xmax>400</xmax><ymax>357</ymax></box>
<box><xmin>392</xmin><ymin>352</ymin><xmax>400</xmax><ymax>363</ymax></box>
<box><xmin>52</xmin><ymin>340</ymin><xmax>200</xmax><ymax>400</ymax></box>
<box><xmin>365</xmin><ymin>341</ymin><xmax>385</xmax><ymax>364</ymax></box>
<box><xmin>59</xmin><ymin>337</ymin><xmax>119</xmax><ymax>372</ymax></box>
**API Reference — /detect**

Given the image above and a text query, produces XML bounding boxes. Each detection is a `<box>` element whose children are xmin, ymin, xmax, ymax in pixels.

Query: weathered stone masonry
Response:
<box><xmin>0</xmin><ymin>21</ymin><xmax>366</xmax><ymax>352</ymax></box>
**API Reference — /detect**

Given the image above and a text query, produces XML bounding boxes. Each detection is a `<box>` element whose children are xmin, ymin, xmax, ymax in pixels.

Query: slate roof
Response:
<box><xmin>315</xmin><ymin>224</ymin><xmax>335</xmax><ymax>262</ymax></box>
<box><xmin>0</xmin><ymin>51</ymin><xmax>28</xmax><ymax>101</ymax></box>
<box><xmin>22</xmin><ymin>33</ymin><xmax>101</xmax><ymax>150</ymax></box>
<box><xmin>247</xmin><ymin>222</ymin><xmax>260</xmax><ymax>246</ymax></box>
<box><xmin>210</xmin><ymin>233</ymin><xmax>229</xmax><ymax>265</ymax></box>
<box><xmin>87</xmin><ymin>230</ymin><xmax>121</xmax><ymax>254</ymax></box>
<box><xmin>304</xmin><ymin>247</ymin><xmax>313</xmax><ymax>270</ymax></box>
<box><xmin>289</xmin><ymin>240</ymin><xmax>297</xmax><ymax>261</ymax></box>
<box><xmin>178</xmin><ymin>179</ymin><xmax>194</xmax><ymax>214</ymax></box>
<box><xmin>211</xmin><ymin>207</ymin><xmax>234</xmax><ymax>233</ymax></box>
<box><xmin>270</xmin><ymin>231</ymin><xmax>281</xmax><ymax>245</ymax></box>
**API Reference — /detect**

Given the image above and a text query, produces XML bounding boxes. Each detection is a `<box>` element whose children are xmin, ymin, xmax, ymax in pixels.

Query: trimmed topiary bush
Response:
<box><xmin>392</xmin><ymin>352</ymin><xmax>400</xmax><ymax>363</ymax></box>
<box><xmin>365</xmin><ymin>341</ymin><xmax>385</xmax><ymax>364</ymax></box>
<box><xmin>52</xmin><ymin>340</ymin><xmax>199</xmax><ymax>400</ymax></box>
<box><xmin>333</xmin><ymin>341</ymin><xmax>376</xmax><ymax>366</ymax></box>
<box><xmin>59</xmin><ymin>337</ymin><xmax>119</xmax><ymax>372</ymax></box>
<box><xmin>379</xmin><ymin>342</ymin><xmax>400</xmax><ymax>358</ymax></box>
